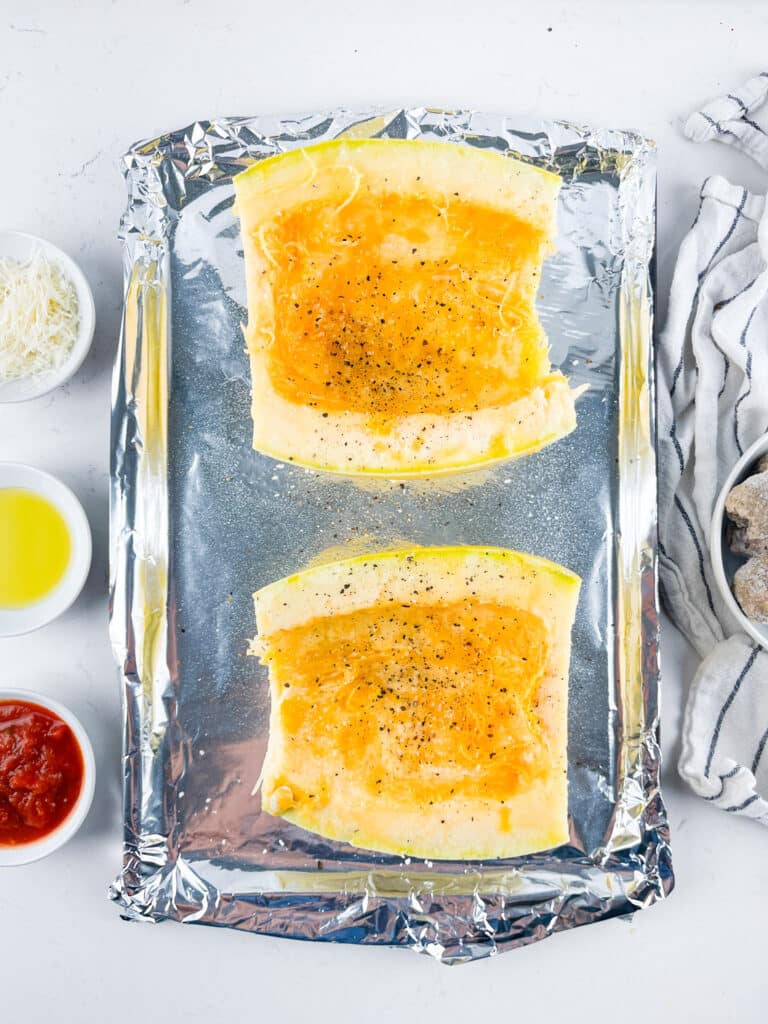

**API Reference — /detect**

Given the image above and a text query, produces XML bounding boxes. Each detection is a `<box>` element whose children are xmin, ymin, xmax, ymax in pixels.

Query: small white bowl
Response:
<box><xmin>710</xmin><ymin>432</ymin><xmax>768</xmax><ymax>650</ymax></box>
<box><xmin>0</xmin><ymin>463</ymin><xmax>92</xmax><ymax>637</ymax></box>
<box><xmin>0</xmin><ymin>688</ymin><xmax>95</xmax><ymax>865</ymax></box>
<box><xmin>0</xmin><ymin>230</ymin><xmax>96</xmax><ymax>404</ymax></box>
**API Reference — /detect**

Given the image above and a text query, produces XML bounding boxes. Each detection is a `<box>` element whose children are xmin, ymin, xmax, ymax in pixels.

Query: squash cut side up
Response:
<box><xmin>252</xmin><ymin>546</ymin><xmax>581</xmax><ymax>860</ymax></box>
<box><xmin>234</xmin><ymin>139</ymin><xmax>576</xmax><ymax>476</ymax></box>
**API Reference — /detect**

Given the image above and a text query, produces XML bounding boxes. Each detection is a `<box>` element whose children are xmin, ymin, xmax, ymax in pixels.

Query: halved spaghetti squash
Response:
<box><xmin>234</xmin><ymin>139</ymin><xmax>576</xmax><ymax>476</ymax></box>
<box><xmin>252</xmin><ymin>546</ymin><xmax>581</xmax><ymax>860</ymax></box>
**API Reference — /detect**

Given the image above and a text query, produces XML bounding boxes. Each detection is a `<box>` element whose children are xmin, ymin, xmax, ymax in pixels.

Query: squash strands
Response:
<box><xmin>252</xmin><ymin>546</ymin><xmax>581</xmax><ymax>860</ymax></box>
<box><xmin>234</xmin><ymin>139</ymin><xmax>576</xmax><ymax>476</ymax></box>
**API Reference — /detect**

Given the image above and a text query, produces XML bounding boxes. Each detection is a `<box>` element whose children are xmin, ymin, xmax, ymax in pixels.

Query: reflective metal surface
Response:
<box><xmin>109</xmin><ymin>108</ymin><xmax>672</xmax><ymax>963</ymax></box>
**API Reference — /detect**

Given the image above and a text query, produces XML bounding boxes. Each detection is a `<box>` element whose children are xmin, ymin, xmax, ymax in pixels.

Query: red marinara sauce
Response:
<box><xmin>0</xmin><ymin>700</ymin><xmax>84</xmax><ymax>846</ymax></box>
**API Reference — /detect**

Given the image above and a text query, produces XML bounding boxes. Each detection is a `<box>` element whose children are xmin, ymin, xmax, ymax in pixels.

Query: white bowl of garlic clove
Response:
<box><xmin>710</xmin><ymin>432</ymin><xmax>768</xmax><ymax>651</ymax></box>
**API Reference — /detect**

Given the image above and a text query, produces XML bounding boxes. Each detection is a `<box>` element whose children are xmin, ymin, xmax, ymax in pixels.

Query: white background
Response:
<box><xmin>0</xmin><ymin>1</ymin><xmax>766</xmax><ymax>1020</ymax></box>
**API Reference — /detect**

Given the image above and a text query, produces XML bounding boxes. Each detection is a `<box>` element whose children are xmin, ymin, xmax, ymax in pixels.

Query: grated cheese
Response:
<box><xmin>0</xmin><ymin>249</ymin><xmax>80</xmax><ymax>382</ymax></box>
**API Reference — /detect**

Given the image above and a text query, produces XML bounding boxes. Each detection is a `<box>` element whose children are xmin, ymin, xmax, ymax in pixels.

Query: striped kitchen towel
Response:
<box><xmin>683</xmin><ymin>71</ymin><xmax>768</xmax><ymax>168</ymax></box>
<box><xmin>658</xmin><ymin>74</ymin><xmax>768</xmax><ymax>823</ymax></box>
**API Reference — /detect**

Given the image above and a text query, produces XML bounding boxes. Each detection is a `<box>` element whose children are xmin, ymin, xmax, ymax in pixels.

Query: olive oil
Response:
<box><xmin>0</xmin><ymin>488</ymin><xmax>71</xmax><ymax>607</ymax></box>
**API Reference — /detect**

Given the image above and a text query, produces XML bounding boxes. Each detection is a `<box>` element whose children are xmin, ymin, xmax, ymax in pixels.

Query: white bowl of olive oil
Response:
<box><xmin>0</xmin><ymin>463</ymin><xmax>91</xmax><ymax>636</ymax></box>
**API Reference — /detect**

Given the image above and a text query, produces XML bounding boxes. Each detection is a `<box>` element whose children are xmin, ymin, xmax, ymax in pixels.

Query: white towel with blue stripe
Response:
<box><xmin>659</xmin><ymin>73</ymin><xmax>768</xmax><ymax>823</ymax></box>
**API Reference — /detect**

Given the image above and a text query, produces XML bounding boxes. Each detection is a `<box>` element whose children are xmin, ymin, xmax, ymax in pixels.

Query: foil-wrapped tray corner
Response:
<box><xmin>109</xmin><ymin>108</ymin><xmax>673</xmax><ymax>964</ymax></box>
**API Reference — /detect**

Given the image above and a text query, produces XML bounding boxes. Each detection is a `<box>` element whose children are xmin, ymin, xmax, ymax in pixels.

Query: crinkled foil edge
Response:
<box><xmin>108</xmin><ymin>109</ymin><xmax>672</xmax><ymax>964</ymax></box>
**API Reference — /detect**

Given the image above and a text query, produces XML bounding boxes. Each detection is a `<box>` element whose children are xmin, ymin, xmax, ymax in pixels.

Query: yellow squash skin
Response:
<box><xmin>252</xmin><ymin>546</ymin><xmax>581</xmax><ymax>860</ymax></box>
<box><xmin>234</xmin><ymin>139</ymin><xmax>577</xmax><ymax>477</ymax></box>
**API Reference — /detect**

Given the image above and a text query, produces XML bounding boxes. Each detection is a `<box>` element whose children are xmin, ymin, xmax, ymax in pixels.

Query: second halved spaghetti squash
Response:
<box><xmin>252</xmin><ymin>546</ymin><xmax>581</xmax><ymax>860</ymax></box>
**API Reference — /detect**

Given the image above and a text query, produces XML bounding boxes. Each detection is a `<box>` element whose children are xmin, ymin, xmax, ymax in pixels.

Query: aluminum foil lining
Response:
<box><xmin>109</xmin><ymin>108</ymin><xmax>673</xmax><ymax>964</ymax></box>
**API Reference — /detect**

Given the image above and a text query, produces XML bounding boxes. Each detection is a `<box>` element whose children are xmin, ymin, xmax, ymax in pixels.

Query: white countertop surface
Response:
<box><xmin>1</xmin><ymin>2</ymin><xmax>766</xmax><ymax>1020</ymax></box>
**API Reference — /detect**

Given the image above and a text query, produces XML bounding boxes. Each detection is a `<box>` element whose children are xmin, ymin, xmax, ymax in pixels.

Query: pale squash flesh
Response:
<box><xmin>252</xmin><ymin>546</ymin><xmax>581</xmax><ymax>860</ymax></box>
<box><xmin>234</xmin><ymin>139</ymin><xmax>576</xmax><ymax>476</ymax></box>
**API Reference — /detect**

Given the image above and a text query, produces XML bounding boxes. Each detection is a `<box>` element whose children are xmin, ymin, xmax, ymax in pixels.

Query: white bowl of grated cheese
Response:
<box><xmin>0</xmin><ymin>231</ymin><xmax>95</xmax><ymax>403</ymax></box>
